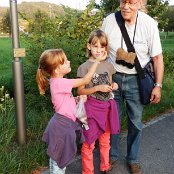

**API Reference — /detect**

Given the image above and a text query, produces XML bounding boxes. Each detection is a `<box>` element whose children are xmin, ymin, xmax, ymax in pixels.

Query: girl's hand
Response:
<box><xmin>96</xmin><ymin>51</ymin><xmax>107</xmax><ymax>62</ymax></box>
<box><xmin>79</xmin><ymin>95</ymin><xmax>87</xmax><ymax>102</ymax></box>
<box><xmin>95</xmin><ymin>84</ymin><xmax>112</xmax><ymax>92</ymax></box>
<box><xmin>112</xmin><ymin>82</ymin><xmax>118</xmax><ymax>90</ymax></box>
<box><xmin>75</xmin><ymin>95</ymin><xmax>87</xmax><ymax>103</ymax></box>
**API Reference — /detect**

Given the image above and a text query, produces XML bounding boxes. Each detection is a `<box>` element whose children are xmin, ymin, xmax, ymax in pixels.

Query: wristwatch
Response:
<box><xmin>154</xmin><ymin>83</ymin><xmax>162</xmax><ymax>88</ymax></box>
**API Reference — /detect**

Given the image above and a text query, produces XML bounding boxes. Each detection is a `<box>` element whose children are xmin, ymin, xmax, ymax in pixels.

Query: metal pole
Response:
<box><xmin>10</xmin><ymin>0</ymin><xmax>26</xmax><ymax>145</ymax></box>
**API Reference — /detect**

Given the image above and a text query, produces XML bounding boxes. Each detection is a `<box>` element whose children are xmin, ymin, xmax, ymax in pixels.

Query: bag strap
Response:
<box><xmin>115</xmin><ymin>11</ymin><xmax>145</xmax><ymax>79</ymax></box>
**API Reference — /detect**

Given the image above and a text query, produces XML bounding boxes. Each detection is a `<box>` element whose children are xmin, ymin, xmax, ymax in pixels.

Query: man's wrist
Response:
<box><xmin>154</xmin><ymin>83</ymin><xmax>162</xmax><ymax>88</ymax></box>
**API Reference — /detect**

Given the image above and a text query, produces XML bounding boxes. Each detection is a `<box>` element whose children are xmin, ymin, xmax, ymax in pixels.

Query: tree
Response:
<box><xmin>1</xmin><ymin>10</ymin><xmax>11</xmax><ymax>36</ymax></box>
<box><xmin>28</xmin><ymin>10</ymin><xmax>52</xmax><ymax>34</ymax></box>
<box><xmin>23</xmin><ymin>0</ymin><xmax>104</xmax><ymax>95</ymax></box>
<box><xmin>98</xmin><ymin>0</ymin><xmax>119</xmax><ymax>16</ymax></box>
<box><xmin>0</xmin><ymin>18</ymin><xmax>3</xmax><ymax>33</ymax></box>
<box><xmin>98</xmin><ymin>0</ymin><xmax>169</xmax><ymax>25</ymax></box>
<box><xmin>162</xmin><ymin>5</ymin><xmax>174</xmax><ymax>32</ymax></box>
<box><xmin>146</xmin><ymin>0</ymin><xmax>169</xmax><ymax>29</ymax></box>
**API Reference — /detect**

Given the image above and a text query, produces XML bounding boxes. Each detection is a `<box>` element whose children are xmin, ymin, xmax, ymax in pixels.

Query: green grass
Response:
<box><xmin>0</xmin><ymin>38</ymin><xmax>13</xmax><ymax>75</ymax></box>
<box><xmin>0</xmin><ymin>33</ymin><xmax>174</xmax><ymax>173</ymax></box>
<box><xmin>143</xmin><ymin>74</ymin><xmax>174</xmax><ymax>122</ymax></box>
<box><xmin>0</xmin><ymin>38</ymin><xmax>13</xmax><ymax>94</ymax></box>
<box><xmin>0</xmin><ymin>37</ymin><xmax>50</xmax><ymax>173</ymax></box>
<box><xmin>0</xmin><ymin>89</ymin><xmax>52</xmax><ymax>174</ymax></box>
<box><xmin>160</xmin><ymin>31</ymin><xmax>174</xmax><ymax>51</ymax></box>
<box><xmin>0</xmin><ymin>37</ymin><xmax>26</xmax><ymax>95</ymax></box>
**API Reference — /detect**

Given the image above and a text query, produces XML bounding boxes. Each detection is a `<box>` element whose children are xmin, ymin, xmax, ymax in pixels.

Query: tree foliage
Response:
<box><xmin>23</xmin><ymin>0</ymin><xmax>104</xmax><ymax>95</ymax></box>
<box><xmin>1</xmin><ymin>10</ymin><xmax>11</xmax><ymax>36</ymax></box>
<box><xmin>147</xmin><ymin>0</ymin><xmax>169</xmax><ymax>30</ymax></box>
<box><xmin>98</xmin><ymin>0</ymin><xmax>169</xmax><ymax>27</ymax></box>
<box><xmin>161</xmin><ymin>6</ymin><xmax>174</xmax><ymax>31</ymax></box>
<box><xmin>20</xmin><ymin>0</ymin><xmax>174</xmax><ymax>97</ymax></box>
<box><xmin>98</xmin><ymin>0</ymin><xmax>120</xmax><ymax>15</ymax></box>
<box><xmin>28</xmin><ymin>10</ymin><xmax>54</xmax><ymax>34</ymax></box>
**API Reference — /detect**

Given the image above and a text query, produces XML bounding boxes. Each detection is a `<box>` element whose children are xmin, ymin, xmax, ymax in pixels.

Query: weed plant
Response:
<box><xmin>0</xmin><ymin>86</ymin><xmax>53</xmax><ymax>173</ymax></box>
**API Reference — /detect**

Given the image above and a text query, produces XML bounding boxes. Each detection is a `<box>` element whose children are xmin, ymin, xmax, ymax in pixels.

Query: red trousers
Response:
<box><xmin>81</xmin><ymin>129</ymin><xmax>111</xmax><ymax>174</ymax></box>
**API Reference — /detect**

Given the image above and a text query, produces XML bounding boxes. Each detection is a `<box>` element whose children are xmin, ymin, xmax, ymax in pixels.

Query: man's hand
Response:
<box><xmin>150</xmin><ymin>86</ymin><xmax>161</xmax><ymax>104</ymax></box>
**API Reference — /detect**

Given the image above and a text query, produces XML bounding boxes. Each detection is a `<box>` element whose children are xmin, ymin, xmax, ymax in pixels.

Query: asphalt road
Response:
<box><xmin>42</xmin><ymin>111</ymin><xmax>174</xmax><ymax>174</ymax></box>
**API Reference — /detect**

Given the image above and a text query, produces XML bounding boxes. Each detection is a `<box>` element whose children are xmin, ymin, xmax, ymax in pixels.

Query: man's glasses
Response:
<box><xmin>120</xmin><ymin>0</ymin><xmax>139</xmax><ymax>7</ymax></box>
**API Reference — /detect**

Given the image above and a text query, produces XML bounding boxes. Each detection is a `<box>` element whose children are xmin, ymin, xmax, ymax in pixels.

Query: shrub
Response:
<box><xmin>163</xmin><ymin>50</ymin><xmax>174</xmax><ymax>74</ymax></box>
<box><xmin>23</xmin><ymin>3</ymin><xmax>103</xmax><ymax>99</ymax></box>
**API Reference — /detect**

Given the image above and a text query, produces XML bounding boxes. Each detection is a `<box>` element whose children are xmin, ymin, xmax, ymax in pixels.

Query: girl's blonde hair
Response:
<box><xmin>36</xmin><ymin>48</ymin><xmax>66</xmax><ymax>95</ymax></box>
<box><xmin>87</xmin><ymin>29</ymin><xmax>109</xmax><ymax>57</ymax></box>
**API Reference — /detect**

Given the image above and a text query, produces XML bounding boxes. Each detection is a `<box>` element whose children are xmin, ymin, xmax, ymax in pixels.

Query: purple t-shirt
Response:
<box><xmin>50</xmin><ymin>78</ymin><xmax>76</xmax><ymax>121</ymax></box>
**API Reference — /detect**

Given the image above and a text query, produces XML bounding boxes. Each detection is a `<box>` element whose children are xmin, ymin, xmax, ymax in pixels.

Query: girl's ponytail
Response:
<box><xmin>36</xmin><ymin>68</ymin><xmax>49</xmax><ymax>95</ymax></box>
<box><xmin>36</xmin><ymin>49</ymin><xmax>66</xmax><ymax>95</ymax></box>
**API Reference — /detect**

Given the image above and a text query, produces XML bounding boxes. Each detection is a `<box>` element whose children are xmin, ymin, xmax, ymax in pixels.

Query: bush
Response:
<box><xmin>163</xmin><ymin>50</ymin><xmax>174</xmax><ymax>74</ymax></box>
<box><xmin>23</xmin><ymin>4</ymin><xmax>103</xmax><ymax>99</ymax></box>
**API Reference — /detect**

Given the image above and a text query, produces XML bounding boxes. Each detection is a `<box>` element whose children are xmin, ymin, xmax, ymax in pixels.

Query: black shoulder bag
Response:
<box><xmin>115</xmin><ymin>11</ymin><xmax>155</xmax><ymax>105</ymax></box>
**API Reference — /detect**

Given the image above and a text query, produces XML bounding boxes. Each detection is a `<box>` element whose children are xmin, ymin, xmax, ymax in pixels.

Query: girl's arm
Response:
<box><xmin>73</xmin><ymin>51</ymin><xmax>107</xmax><ymax>88</ymax></box>
<box><xmin>73</xmin><ymin>61</ymin><xmax>100</xmax><ymax>88</ymax></box>
<box><xmin>77</xmin><ymin>84</ymin><xmax>113</xmax><ymax>95</ymax></box>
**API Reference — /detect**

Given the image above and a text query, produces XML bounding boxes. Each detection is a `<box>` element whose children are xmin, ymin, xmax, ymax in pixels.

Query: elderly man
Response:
<box><xmin>102</xmin><ymin>0</ymin><xmax>164</xmax><ymax>174</ymax></box>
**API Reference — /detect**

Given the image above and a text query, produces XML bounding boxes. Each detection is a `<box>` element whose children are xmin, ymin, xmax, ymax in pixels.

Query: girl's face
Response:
<box><xmin>55</xmin><ymin>56</ymin><xmax>71</xmax><ymax>77</ymax></box>
<box><xmin>87</xmin><ymin>40</ymin><xmax>107</xmax><ymax>60</ymax></box>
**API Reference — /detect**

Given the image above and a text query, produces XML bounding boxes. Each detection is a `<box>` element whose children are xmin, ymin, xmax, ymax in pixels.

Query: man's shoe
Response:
<box><xmin>128</xmin><ymin>163</ymin><xmax>142</xmax><ymax>174</ymax></box>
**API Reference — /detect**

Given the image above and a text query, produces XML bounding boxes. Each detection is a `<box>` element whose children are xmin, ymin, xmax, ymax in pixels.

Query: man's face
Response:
<box><xmin>119</xmin><ymin>0</ymin><xmax>142</xmax><ymax>24</ymax></box>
